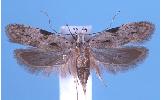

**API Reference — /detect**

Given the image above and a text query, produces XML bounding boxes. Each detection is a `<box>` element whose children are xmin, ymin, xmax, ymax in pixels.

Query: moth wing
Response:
<box><xmin>6</xmin><ymin>24</ymin><xmax>72</xmax><ymax>51</ymax></box>
<box><xmin>90</xmin><ymin>47</ymin><xmax>148</xmax><ymax>73</ymax></box>
<box><xmin>15</xmin><ymin>48</ymin><xmax>70</xmax><ymax>74</ymax></box>
<box><xmin>89</xmin><ymin>21</ymin><xmax>154</xmax><ymax>48</ymax></box>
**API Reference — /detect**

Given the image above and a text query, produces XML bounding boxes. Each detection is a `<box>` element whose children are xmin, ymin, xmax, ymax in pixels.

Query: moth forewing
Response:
<box><xmin>115</xmin><ymin>21</ymin><xmax>155</xmax><ymax>42</ymax></box>
<box><xmin>89</xmin><ymin>21</ymin><xmax>155</xmax><ymax>49</ymax></box>
<box><xmin>6</xmin><ymin>24</ymin><xmax>72</xmax><ymax>51</ymax></box>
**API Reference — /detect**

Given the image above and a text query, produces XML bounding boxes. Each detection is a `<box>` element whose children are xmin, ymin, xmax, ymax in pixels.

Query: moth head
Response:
<box><xmin>60</xmin><ymin>25</ymin><xmax>92</xmax><ymax>43</ymax></box>
<box><xmin>81</xmin><ymin>27</ymin><xmax>88</xmax><ymax>34</ymax></box>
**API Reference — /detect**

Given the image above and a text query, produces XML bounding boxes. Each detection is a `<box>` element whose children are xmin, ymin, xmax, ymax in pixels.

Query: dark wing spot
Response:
<box><xmin>49</xmin><ymin>42</ymin><xmax>59</xmax><ymax>46</ymax></box>
<box><xmin>30</xmin><ymin>41</ymin><xmax>40</xmax><ymax>47</ymax></box>
<box><xmin>105</xmin><ymin>27</ymin><xmax>120</xmax><ymax>33</ymax></box>
<box><xmin>131</xmin><ymin>32</ymin><xmax>137</xmax><ymax>34</ymax></box>
<box><xmin>102</xmin><ymin>40</ymin><xmax>111</xmax><ymax>43</ymax></box>
<box><xmin>22</xmin><ymin>29</ymin><xmax>25</xmax><ymax>32</ymax></box>
<box><xmin>40</xmin><ymin>29</ymin><xmax>54</xmax><ymax>35</ymax></box>
<box><xmin>49</xmin><ymin>42</ymin><xmax>61</xmax><ymax>50</ymax></box>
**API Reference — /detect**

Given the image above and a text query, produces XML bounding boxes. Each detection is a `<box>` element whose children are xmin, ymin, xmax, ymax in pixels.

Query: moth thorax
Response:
<box><xmin>77</xmin><ymin>33</ymin><xmax>85</xmax><ymax>43</ymax></box>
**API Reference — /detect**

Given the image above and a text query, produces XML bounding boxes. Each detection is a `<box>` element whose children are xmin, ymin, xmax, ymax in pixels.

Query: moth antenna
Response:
<box><xmin>40</xmin><ymin>10</ymin><xmax>58</xmax><ymax>34</ymax></box>
<box><xmin>75</xmin><ymin>27</ymin><xmax>79</xmax><ymax>35</ymax></box>
<box><xmin>106</xmin><ymin>10</ymin><xmax>120</xmax><ymax>30</ymax></box>
<box><xmin>66</xmin><ymin>24</ymin><xmax>77</xmax><ymax>40</ymax></box>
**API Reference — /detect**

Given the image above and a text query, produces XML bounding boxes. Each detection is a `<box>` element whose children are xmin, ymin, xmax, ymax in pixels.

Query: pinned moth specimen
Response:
<box><xmin>6</xmin><ymin>21</ymin><xmax>154</xmax><ymax>93</ymax></box>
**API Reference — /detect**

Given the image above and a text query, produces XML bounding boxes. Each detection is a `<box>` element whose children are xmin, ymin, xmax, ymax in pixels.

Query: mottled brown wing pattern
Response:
<box><xmin>6</xmin><ymin>24</ymin><xmax>72</xmax><ymax>74</ymax></box>
<box><xmin>6</xmin><ymin>22</ymin><xmax>154</xmax><ymax>76</ymax></box>
<box><xmin>89</xmin><ymin>21</ymin><xmax>154</xmax><ymax>48</ymax></box>
<box><xmin>89</xmin><ymin>21</ymin><xmax>154</xmax><ymax>74</ymax></box>
<box><xmin>6</xmin><ymin>24</ymin><xmax>72</xmax><ymax>51</ymax></box>
<box><xmin>6</xmin><ymin>21</ymin><xmax>155</xmax><ymax>94</ymax></box>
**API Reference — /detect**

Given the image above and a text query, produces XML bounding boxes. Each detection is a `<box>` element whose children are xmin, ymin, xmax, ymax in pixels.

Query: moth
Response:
<box><xmin>6</xmin><ymin>21</ymin><xmax>154</xmax><ymax>93</ymax></box>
